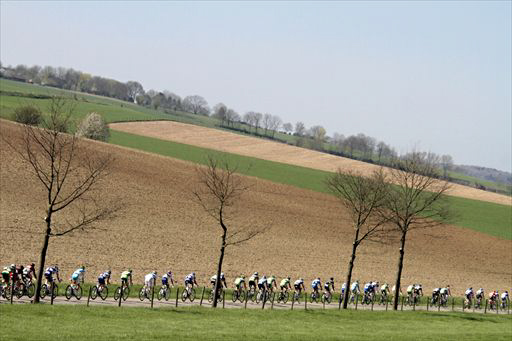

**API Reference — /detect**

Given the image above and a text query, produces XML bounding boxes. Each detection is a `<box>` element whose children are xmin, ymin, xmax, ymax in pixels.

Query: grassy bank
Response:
<box><xmin>1</xmin><ymin>304</ymin><xmax>510</xmax><ymax>340</ymax></box>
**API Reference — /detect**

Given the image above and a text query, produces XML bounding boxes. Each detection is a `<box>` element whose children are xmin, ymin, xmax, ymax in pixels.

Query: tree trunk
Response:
<box><xmin>343</xmin><ymin>227</ymin><xmax>360</xmax><ymax>309</ymax></box>
<box><xmin>33</xmin><ymin>216</ymin><xmax>51</xmax><ymax>303</ymax></box>
<box><xmin>212</xmin><ymin>223</ymin><xmax>227</xmax><ymax>308</ymax></box>
<box><xmin>393</xmin><ymin>230</ymin><xmax>407</xmax><ymax>310</ymax></box>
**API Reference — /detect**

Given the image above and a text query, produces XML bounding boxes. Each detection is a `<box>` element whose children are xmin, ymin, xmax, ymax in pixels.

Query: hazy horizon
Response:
<box><xmin>1</xmin><ymin>1</ymin><xmax>510</xmax><ymax>172</ymax></box>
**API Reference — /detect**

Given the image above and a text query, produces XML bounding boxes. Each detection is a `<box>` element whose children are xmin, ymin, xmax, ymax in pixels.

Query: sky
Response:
<box><xmin>1</xmin><ymin>1</ymin><xmax>511</xmax><ymax>172</ymax></box>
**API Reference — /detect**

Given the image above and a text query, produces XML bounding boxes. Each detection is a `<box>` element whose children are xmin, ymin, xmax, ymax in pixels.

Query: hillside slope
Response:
<box><xmin>111</xmin><ymin>121</ymin><xmax>511</xmax><ymax>206</ymax></box>
<box><xmin>1</xmin><ymin>120</ymin><xmax>510</xmax><ymax>294</ymax></box>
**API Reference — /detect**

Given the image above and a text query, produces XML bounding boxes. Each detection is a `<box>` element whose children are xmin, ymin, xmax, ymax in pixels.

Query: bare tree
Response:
<box><xmin>326</xmin><ymin>169</ymin><xmax>389</xmax><ymax>309</ymax></box>
<box><xmin>269</xmin><ymin>115</ymin><xmax>282</xmax><ymax>138</ymax></box>
<box><xmin>126</xmin><ymin>81</ymin><xmax>144</xmax><ymax>103</ymax></box>
<box><xmin>262</xmin><ymin>113</ymin><xmax>272</xmax><ymax>136</ymax></box>
<box><xmin>2</xmin><ymin>98</ymin><xmax>119</xmax><ymax>303</ymax></box>
<box><xmin>383</xmin><ymin>152</ymin><xmax>452</xmax><ymax>310</ymax></box>
<box><xmin>294</xmin><ymin>121</ymin><xmax>306</xmax><ymax>136</ymax></box>
<box><xmin>440</xmin><ymin>154</ymin><xmax>454</xmax><ymax>179</ymax></box>
<box><xmin>253</xmin><ymin>113</ymin><xmax>263</xmax><ymax>134</ymax></box>
<box><xmin>183</xmin><ymin>95</ymin><xmax>209</xmax><ymax>115</ymax></box>
<box><xmin>282</xmin><ymin>122</ymin><xmax>293</xmax><ymax>134</ymax></box>
<box><xmin>193</xmin><ymin>157</ymin><xmax>265</xmax><ymax>308</ymax></box>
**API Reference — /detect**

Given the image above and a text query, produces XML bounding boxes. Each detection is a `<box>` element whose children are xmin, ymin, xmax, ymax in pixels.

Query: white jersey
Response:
<box><xmin>465</xmin><ymin>289</ymin><xmax>473</xmax><ymax>296</ymax></box>
<box><xmin>258</xmin><ymin>278</ymin><xmax>267</xmax><ymax>285</ymax></box>
<box><xmin>145</xmin><ymin>273</ymin><xmax>156</xmax><ymax>283</ymax></box>
<box><xmin>351</xmin><ymin>282</ymin><xmax>359</xmax><ymax>292</ymax></box>
<box><xmin>476</xmin><ymin>289</ymin><xmax>484</xmax><ymax>296</ymax></box>
<box><xmin>341</xmin><ymin>283</ymin><xmax>347</xmax><ymax>290</ymax></box>
<box><xmin>294</xmin><ymin>279</ymin><xmax>303</xmax><ymax>286</ymax></box>
<box><xmin>502</xmin><ymin>292</ymin><xmax>509</xmax><ymax>300</ymax></box>
<box><xmin>185</xmin><ymin>273</ymin><xmax>195</xmax><ymax>282</ymax></box>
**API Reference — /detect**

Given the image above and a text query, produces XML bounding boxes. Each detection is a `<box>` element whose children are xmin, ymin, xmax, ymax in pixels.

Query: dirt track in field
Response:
<box><xmin>110</xmin><ymin>121</ymin><xmax>511</xmax><ymax>206</ymax></box>
<box><xmin>1</xmin><ymin>120</ymin><xmax>511</xmax><ymax>296</ymax></box>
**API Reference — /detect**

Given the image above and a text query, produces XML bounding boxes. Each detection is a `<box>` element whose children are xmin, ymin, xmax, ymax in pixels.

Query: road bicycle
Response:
<box><xmin>40</xmin><ymin>283</ymin><xmax>58</xmax><ymax>299</ymax></box>
<box><xmin>65</xmin><ymin>283</ymin><xmax>83</xmax><ymax>300</ymax></box>
<box><xmin>276</xmin><ymin>289</ymin><xmax>289</xmax><ymax>304</ymax></box>
<box><xmin>293</xmin><ymin>290</ymin><xmax>301</xmax><ymax>303</ymax></box>
<box><xmin>256</xmin><ymin>288</ymin><xmax>267</xmax><ymax>304</ymax></box>
<box><xmin>310</xmin><ymin>290</ymin><xmax>321</xmax><ymax>303</ymax></box>
<box><xmin>247</xmin><ymin>286</ymin><xmax>257</xmax><ymax>302</ymax></box>
<box><xmin>379</xmin><ymin>292</ymin><xmax>388</xmax><ymax>305</ymax></box>
<box><xmin>474</xmin><ymin>295</ymin><xmax>483</xmax><ymax>309</ymax></box>
<box><xmin>157</xmin><ymin>285</ymin><xmax>171</xmax><ymax>301</ymax></box>
<box><xmin>232</xmin><ymin>287</ymin><xmax>245</xmax><ymax>303</ymax></box>
<box><xmin>91</xmin><ymin>285</ymin><xmax>109</xmax><ymax>300</ymax></box>
<box><xmin>114</xmin><ymin>285</ymin><xmax>130</xmax><ymax>301</ymax></box>
<box><xmin>464</xmin><ymin>296</ymin><xmax>473</xmax><ymax>309</ymax></box>
<box><xmin>181</xmin><ymin>285</ymin><xmax>196</xmax><ymax>302</ymax></box>
<box><xmin>431</xmin><ymin>293</ymin><xmax>440</xmax><ymax>306</ymax></box>
<box><xmin>139</xmin><ymin>286</ymin><xmax>152</xmax><ymax>301</ymax></box>
<box><xmin>321</xmin><ymin>290</ymin><xmax>332</xmax><ymax>304</ymax></box>
<box><xmin>208</xmin><ymin>287</ymin><xmax>224</xmax><ymax>303</ymax></box>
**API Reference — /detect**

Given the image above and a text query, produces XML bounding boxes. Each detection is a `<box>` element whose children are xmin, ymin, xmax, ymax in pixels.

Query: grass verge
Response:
<box><xmin>1</xmin><ymin>304</ymin><xmax>511</xmax><ymax>341</ymax></box>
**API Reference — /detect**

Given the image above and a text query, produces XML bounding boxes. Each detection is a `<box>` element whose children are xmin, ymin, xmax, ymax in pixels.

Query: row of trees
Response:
<box><xmin>1</xmin><ymin>62</ymin><xmax>456</xmax><ymax>178</ymax></box>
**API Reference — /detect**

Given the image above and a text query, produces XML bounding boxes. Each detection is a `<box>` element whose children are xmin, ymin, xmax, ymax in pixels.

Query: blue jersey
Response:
<box><xmin>44</xmin><ymin>267</ymin><xmax>57</xmax><ymax>276</ymax></box>
<box><xmin>312</xmin><ymin>279</ymin><xmax>321</xmax><ymax>288</ymax></box>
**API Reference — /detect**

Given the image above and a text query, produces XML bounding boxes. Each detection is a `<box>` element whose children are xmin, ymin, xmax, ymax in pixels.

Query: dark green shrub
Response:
<box><xmin>13</xmin><ymin>105</ymin><xmax>42</xmax><ymax>126</ymax></box>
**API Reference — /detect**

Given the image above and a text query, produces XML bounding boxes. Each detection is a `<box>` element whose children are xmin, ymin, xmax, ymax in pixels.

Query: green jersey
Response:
<box><xmin>267</xmin><ymin>278</ymin><xmax>275</xmax><ymax>286</ymax></box>
<box><xmin>280</xmin><ymin>278</ymin><xmax>290</xmax><ymax>287</ymax></box>
<box><xmin>234</xmin><ymin>278</ymin><xmax>244</xmax><ymax>286</ymax></box>
<box><xmin>121</xmin><ymin>271</ymin><xmax>131</xmax><ymax>279</ymax></box>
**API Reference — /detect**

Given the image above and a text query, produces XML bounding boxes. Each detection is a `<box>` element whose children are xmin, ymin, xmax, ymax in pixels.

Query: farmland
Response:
<box><xmin>1</xmin><ymin>120</ymin><xmax>510</xmax><ymax>295</ymax></box>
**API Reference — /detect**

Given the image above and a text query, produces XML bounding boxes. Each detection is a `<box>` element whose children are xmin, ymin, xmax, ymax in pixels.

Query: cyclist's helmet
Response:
<box><xmin>31</xmin><ymin>263</ymin><xmax>35</xmax><ymax>267</ymax></box>
<box><xmin>192</xmin><ymin>272</ymin><xmax>196</xmax><ymax>277</ymax></box>
<box><xmin>287</xmin><ymin>277</ymin><xmax>291</xmax><ymax>280</ymax></box>
<box><xmin>220</xmin><ymin>272</ymin><xmax>225</xmax><ymax>278</ymax></box>
<box><xmin>300</xmin><ymin>278</ymin><xmax>303</xmax><ymax>282</ymax></box>
<box><xmin>10</xmin><ymin>264</ymin><xmax>15</xmax><ymax>270</ymax></box>
<box><xmin>19</xmin><ymin>265</ymin><xmax>24</xmax><ymax>270</ymax></box>
<box><xmin>128</xmin><ymin>269</ymin><xmax>133</xmax><ymax>273</ymax></box>
<box><xmin>241</xmin><ymin>275</ymin><xmax>245</xmax><ymax>279</ymax></box>
<box><xmin>54</xmin><ymin>266</ymin><xmax>59</xmax><ymax>272</ymax></box>
<box><xmin>167</xmin><ymin>271</ymin><xmax>172</xmax><ymax>275</ymax></box>
<box><xmin>262</xmin><ymin>275</ymin><xmax>267</xmax><ymax>279</ymax></box>
<box><xmin>317</xmin><ymin>277</ymin><xmax>320</xmax><ymax>281</ymax></box>
<box><xmin>253</xmin><ymin>272</ymin><xmax>258</xmax><ymax>276</ymax></box>
<box><xmin>480</xmin><ymin>288</ymin><xmax>483</xmax><ymax>291</ymax></box>
<box><xmin>272</xmin><ymin>275</ymin><xmax>276</xmax><ymax>279</ymax></box>
<box><xmin>108</xmin><ymin>270</ymin><xmax>112</xmax><ymax>275</ymax></box>
<box><xmin>469</xmin><ymin>287</ymin><xmax>472</xmax><ymax>290</ymax></box>
<box><xmin>330</xmin><ymin>277</ymin><xmax>334</xmax><ymax>281</ymax></box>
<box><xmin>153</xmin><ymin>271</ymin><xmax>157</xmax><ymax>275</ymax></box>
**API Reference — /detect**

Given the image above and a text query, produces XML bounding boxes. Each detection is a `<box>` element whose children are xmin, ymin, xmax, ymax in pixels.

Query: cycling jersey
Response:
<box><xmin>44</xmin><ymin>267</ymin><xmax>58</xmax><ymax>276</ymax></box>
<box><xmin>364</xmin><ymin>283</ymin><xmax>371</xmax><ymax>293</ymax></box>
<box><xmin>351</xmin><ymin>282</ymin><xmax>359</xmax><ymax>292</ymax></box>
<box><xmin>267</xmin><ymin>278</ymin><xmax>276</xmax><ymax>286</ymax></box>
<box><xmin>440</xmin><ymin>288</ymin><xmax>448</xmax><ymax>295</ymax></box>
<box><xmin>465</xmin><ymin>289</ymin><xmax>473</xmax><ymax>296</ymax></box>
<box><xmin>407</xmin><ymin>285</ymin><xmax>414</xmax><ymax>293</ymax></box>
<box><xmin>121</xmin><ymin>271</ymin><xmax>131</xmax><ymax>280</ymax></box>
<box><xmin>381</xmin><ymin>284</ymin><xmax>388</xmax><ymax>292</ymax></box>
<box><xmin>72</xmin><ymin>269</ymin><xmax>85</xmax><ymax>281</ymax></box>
<box><xmin>145</xmin><ymin>273</ymin><xmax>156</xmax><ymax>283</ymax></box>
<box><xmin>234</xmin><ymin>278</ymin><xmax>244</xmax><ymax>287</ymax></box>
<box><xmin>311</xmin><ymin>279</ymin><xmax>321</xmax><ymax>289</ymax></box>
<box><xmin>476</xmin><ymin>289</ymin><xmax>484</xmax><ymax>296</ymax></box>
<box><xmin>249</xmin><ymin>275</ymin><xmax>258</xmax><ymax>283</ymax></box>
<box><xmin>258</xmin><ymin>278</ymin><xmax>267</xmax><ymax>285</ymax></box>
<box><xmin>294</xmin><ymin>279</ymin><xmax>303</xmax><ymax>286</ymax></box>
<box><xmin>210</xmin><ymin>275</ymin><xmax>225</xmax><ymax>282</ymax></box>
<box><xmin>501</xmin><ymin>293</ymin><xmax>509</xmax><ymax>300</ymax></box>
<box><xmin>185</xmin><ymin>274</ymin><xmax>195</xmax><ymax>284</ymax></box>
<box><xmin>280</xmin><ymin>279</ymin><xmax>290</xmax><ymax>287</ymax></box>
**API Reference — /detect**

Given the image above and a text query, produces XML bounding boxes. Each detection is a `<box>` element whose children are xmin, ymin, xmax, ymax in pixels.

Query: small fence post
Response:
<box><xmin>322</xmin><ymin>296</ymin><xmax>325</xmax><ymax>309</ymax></box>
<box><xmin>451</xmin><ymin>298</ymin><xmax>454</xmax><ymax>311</ymax></box>
<box><xmin>87</xmin><ymin>286</ymin><xmax>91</xmax><ymax>307</ymax></box>
<box><xmin>355</xmin><ymin>294</ymin><xmax>359</xmax><ymax>311</ymax></box>
<box><xmin>371</xmin><ymin>298</ymin><xmax>375</xmax><ymax>311</ymax></box>
<box><xmin>118</xmin><ymin>287</ymin><xmax>122</xmax><ymax>307</ymax></box>
<box><xmin>413</xmin><ymin>297</ymin><xmax>416</xmax><ymax>311</ymax></box>
<box><xmin>175</xmin><ymin>288</ymin><xmax>179</xmax><ymax>307</ymax></box>
<box><xmin>304</xmin><ymin>292</ymin><xmax>307</xmax><ymax>310</ymax></box>
<box><xmin>438</xmin><ymin>299</ymin><xmax>441</xmax><ymax>312</ymax></box>
<box><xmin>427</xmin><ymin>299</ymin><xmax>429</xmax><ymax>311</ymax></box>
<box><xmin>244</xmin><ymin>291</ymin><xmax>248</xmax><ymax>309</ymax></box>
<box><xmin>484</xmin><ymin>299</ymin><xmax>487</xmax><ymax>314</ymax></box>
<box><xmin>50</xmin><ymin>282</ymin><xmax>55</xmax><ymax>306</ymax></box>
<box><xmin>400</xmin><ymin>296</ymin><xmax>404</xmax><ymax>311</ymax></box>
<box><xmin>151</xmin><ymin>284</ymin><xmax>155</xmax><ymax>309</ymax></box>
<box><xmin>496</xmin><ymin>301</ymin><xmax>499</xmax><ymax>315</ymax></box>
<box><xmin>200</xmin><ymin>287</ymin><xmax>205</xmax><ymax>306</ymax></box>
<box><xmin>261</xmin><ymin>291</ymin><xmax>266</xmax><ymax>310</ymax></box>
<box><xmin>462</xmin><ymin>299</ymin><xmax>464</xmax><ymax>312</ymax></box>
<box><xmin>271</xmin><ymin>292</ymin><xmax>275</xmax><ymax>310</ymax></box>
<box><xmin>385</xmin><ymin>297</ymin><xmax>389</xmax><ymax>311</ymax></box>
<box><xmin>222</xmin><ymin>290</ymin><xmax>225</xmax><ymax>309</ymax></box>
<box><xmin>10</xmin><ymin>278</ymin><xmax>14</xmax><ymax>305</ymax></box>
<box><xmin>291</xmin><ymin>295</ymin><xmax>295</xmax><ymax>310</ymax></box>
<box><xmin>338</xmin><ymin>294</ymin><xmax>342</xmax><ymax>310</ymax></box>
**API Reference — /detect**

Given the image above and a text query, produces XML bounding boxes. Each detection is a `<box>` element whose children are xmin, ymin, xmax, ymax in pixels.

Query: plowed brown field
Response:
<box><xmin>1</xmin><ymin>120</ymin><xmax>511</xmax><ymax>295</ymax></box>
<box><xmin>111</xmin><ymin>121</ymin><xmax>511</xmax><ymax>206</ymax></box>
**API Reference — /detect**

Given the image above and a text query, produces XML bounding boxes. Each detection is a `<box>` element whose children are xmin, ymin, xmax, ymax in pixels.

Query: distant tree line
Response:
<box><xmin>8</xmin><ymin>61</ymin><xmax>504</xmax><ymax>190</ymax></box>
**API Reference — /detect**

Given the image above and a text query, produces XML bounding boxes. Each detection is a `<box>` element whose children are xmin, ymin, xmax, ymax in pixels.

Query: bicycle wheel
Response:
<box><xmin>52</xmin><ymin>284</ymin><xmax>58</xmax><ymax>299</ymax></box>
<box><xmin>91</xmin><ymin>286</ymin><xmax>98</xmax><ymax>300</ymax></box>
<box><xmin>4</xmin><ymin>286</ymin><xmax>12</xmax><ymax>300</ymax></box>
<box><xmin>65</xmin><ymin>285</ymin><xmax>73</xmax><ymax>300</ymax></box>
<box><xmin>123</xmin><ymin>287</ymin><xmax>130</xmax><ymax>301</ymax></box>
<box><xmin>139</xmin><ymin>288</ymin><xmax>145</xmax><ymax>301</ymax></box>
<box><xmin>326</xmin><ymin>294</ymin><xmax>332</xmax><ymax>304</ymax></box>
<box><xmin>164</xmin><ymin>287</ymin><xmax>170</xmax><ymax>301</ymax></box>
<box><xmin>75</xmin><ymin>286</ymin><xmax>82</xmax><ymax>300</ymax></box>
<box><xmin>190</xmin><ymin>288</ymin><xmax>196</xmax><ymax>302</ymax></box>
<box><xmin>114</xmin><ymin>287</ymin><xmax>121</xmax><ymax>301</ymax></box>
<box><xmin>181</xmin><ymin>289</ymin><xmax>188</xmax><ymax>302</ymax></box>
<box><xmin>208</xmin><ymin>290</ymin><xmax>214</xmax><ymax>303</ymax></box>
<box><xmin>294</xmin><ymin>292</ymin><xmax>300</xmax><ymax>304</ymax></box>
<box><xmin>40</xmin><ymin>284</ymin><xmax>47</xmax><ymax>299</ymax></box>
<box><xmin>16</xmin><ymin>284</ymin><xmax>25</xmax><ymax>299</ymax></box>
<box><xmin>99</xmin><ymin>286</ymin><xmax>108</xmax><ymax>300</ymax></box>
<box><xmin>255</xmin><ymin>291</ymin><xmax>261</xmax><ymax>304</ymax></box>
<box><xmin>157</xmin><ymin>287</ymin><xmax>164</xmax><ymax>301</ymax></box>
<box><xmin>283</xmin><ymin>291</ymin><xmax>289</xmax><ymax>304</ymax></box>
<box><xmin>232</xmin><ymin>290</ymin><xmax>238</xmax><ymax>303</ymax></box>
<box><xmin>309</xmin><ymin>293</ymin><xmax>314</xmax><ymax>303</ymax></box>
<box><xmin>250</xmin><ymin>290</ymin><xmax>256</xmax><ymax>302</ymax></box>
<box><xmin>239</xmin><ymin>290</ymin><xmax>246</xmax><ymax>303</ymax></box>
<box><xmin>27</xmin><ymin>283</ymin><xmax>35</xmax><ymax>298</ymax></box>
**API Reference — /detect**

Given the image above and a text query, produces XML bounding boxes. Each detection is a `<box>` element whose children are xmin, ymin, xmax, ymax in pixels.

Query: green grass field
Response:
<box><xmin>1</xmin><ymin>304</ymin><xmax>510</xmax><ymax>340</ymax></box>
<box><xmin>110</xmin><ymin>130</ymin><xmax>512</xmax><ymax>240</ymax></box>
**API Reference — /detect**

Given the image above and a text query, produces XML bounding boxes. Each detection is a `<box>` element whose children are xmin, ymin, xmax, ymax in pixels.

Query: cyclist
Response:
<box><xmin>324</xmin><ymin>277</ymin><xmax>335</xmax><ymax>298</ymax></box>
<box><xmin>184</xmin><ymin>272</ymin><xmax>198</xmax><ymax>291</ymax></box>
<box><xmin>350</xmin><ymin>280</ymin><xmax>360</xmax><ymax>302</ymax></box>
<box><xmin>2</xmin><ymin>266</ymin><xmax>10</xmax><ymax>286</ymax></box>
<box><xmin>501</xmin><ymin>291</ymin><xmax>509</xmax><ymax>308</ymax></box>
<box><xmin>340</xmin><ymin>282</ymin><xmax>347</xmax><ymax>299</ymax></box>
<box><xmin>279</xmin><ymin>277</ymin><xmax>291</xmax><ymax>295</ymax></box>
<box><xmin>267</xmin><ymin>275</ymin><xmax>278</xmax><ymax>294</ymax></box>
<box><xmin>363</xmin><ymin>282</ymin><xmax>372</xmax><ymax>301</ymax></box>
<box><xmin>98</xmin><ymin>270</ymin><xmax>111</xmax><ymax>291</ymax></box>
<box><xmin>14</xmin><ymin>265</ymin><xmax>24</xmax><ymax>289</ymax></box>
<box><xmin>120</xmin><ymin>269</ymin><xmax>133</xmax><ymax>289</ymax></box>
<box><xmin>406</xmin><ymin>284</ymin><xmax>415</xmax><ymax>303</ymax></box>
<box><xmin>248</xmin><ymin>272</ymin><xmax>259</xmax><ymax>292</ymax></box>
<box><xmin>234</xmin><ymin>275</ymin><xmax>247</xmax><ymax>292</ymax></box>
<box><xmin>162</xmin><ymin>271</ymin><xmax>174</xmax><ymax>289</ymax></box>
<box><xmin>475</xmin><ymin>288</ymin><xmax>484</xmax><ymax>307</ymax></box>
<box><xmin>294</xmin><ymin>278</ymin><xmax>305</xmax><ymax>296</ymax></box>
<box><xmin>44</xmin><ymin>266</ymin><xmax>61</xmax><ymax>286</ymax></box>
<box><xmin>380</xmin><ymin>283</ymin><xmax>390</xmax><ymax>301</ymax></box>
<box><xmin>71</xmin><ymin>266</ymin><xmax>86</xmax><ymax>287</ymax></box>
<box><xmin>210</xmin><ymin>273</ymin><xmax>227</xmax><ymax>291</ymax></box>
<box><xmin>465</xmin><ymin>287</ymin><xmax>474</xmax><ymax>306</ymax></box>
<box><xmin>22</xmin><ymin>263</ymin><xmax>37</xmax><ymax>283</ymax></box>
<box><xmin>489</xmin><ymin>290</ymin><xmax>499</xmax><ymax>308</ymax></box>
<box><xmin>311</xmin><ymin>277</ymin><xmax>322</xmax><ymax>298</ymax></box>
<box><xmin>440</xmin><ymin>285</ymin><xmax>451</xmax><ymax>304</ymax></box>
<box><xmin>414</xmin><ymin>283</ymin><xmax>423</xmax><ymax>303</ymax></box>
<box><xmin>144</xmin><ymin>271</ymin><xmax>157</xmax><ymax>292</ymax></box>
<box><xmin>257</xmin><ymin>275</ymin><xmax>268</xmax><ymax>292</ymax></box>
<box><xmin>392</xmin><ymin>284</ymin><xmax>403</xmax><ymax>297</ymax></box>
<box><xmin>431</xmin><ymin>287</ymin><xmax>441</xmax><ymax>304</ymax></box>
